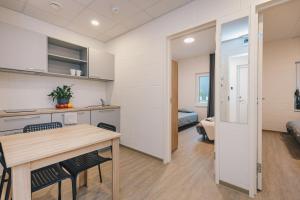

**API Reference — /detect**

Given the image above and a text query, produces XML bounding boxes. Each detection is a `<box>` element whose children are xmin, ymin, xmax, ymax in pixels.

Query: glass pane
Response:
<box><xmin>199</xmin><ymin>76</ymin><xmax>209</xmax><ymax>104</ymax></box>
<box><xmin>220</xmin><ymin>17</ymin><xmax>249</xmax><ymax>123</ymax></box>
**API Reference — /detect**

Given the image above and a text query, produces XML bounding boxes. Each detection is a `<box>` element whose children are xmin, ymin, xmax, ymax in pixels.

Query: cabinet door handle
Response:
<box><xmin>99</xmin><ymin>109</ymin><xmax>114</xmax><ymax>112</ymax></box>
<box><xmin>89</xmin><ymin>75</ymin><xmax>101</xmax><ymax>79</ymax></box>
<box><xmin>26</xmin><ymin>67</ymin><xmax>45</xmax><ymax>72</ymax></box>
<box><xmin>4</xmin><ymin>115</ymin><xmax>41</xmax><ymax>122</ymax></box>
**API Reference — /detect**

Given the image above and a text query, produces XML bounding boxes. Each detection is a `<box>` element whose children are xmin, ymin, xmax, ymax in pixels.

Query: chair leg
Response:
<box><xmin>0</xmin><ymin>168</ymin><xmax>7</xmax><ymax>199</ymax></box>
<box><xmin>5</xmin><ymin>170</ymin><xmax>11</xmax><ymax>200</ymax></box>
<box><xmin>98</xmin><ymin>165</ymin><xmax>102</xmax><ymax>183</ymax></box>
<box><xmin>58</xmin><ymin>181</ymin><xmax>62</xmax><ymax>200</ymax></box>
<box><xmin>71</xmin><ymin>176</ymin><xmax>77</xmax><ymax>200</ymax></box>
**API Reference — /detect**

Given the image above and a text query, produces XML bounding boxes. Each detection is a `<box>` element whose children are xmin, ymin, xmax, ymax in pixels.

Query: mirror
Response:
<box><xmin>220</xmin><ymin>17</ymin><xmax>249</xmax><ymax>123</ymax></box>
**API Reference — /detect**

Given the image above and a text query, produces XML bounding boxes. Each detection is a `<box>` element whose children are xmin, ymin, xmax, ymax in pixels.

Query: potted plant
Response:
<box><xmin>295</xmin><ymin>89</ymin><xmax>300</xmax><ymax>110</ymax></box>
<box><xmin>48</xmin><ymin>85</ymin><xmax>73</xmax><ymax>106</ymax></box>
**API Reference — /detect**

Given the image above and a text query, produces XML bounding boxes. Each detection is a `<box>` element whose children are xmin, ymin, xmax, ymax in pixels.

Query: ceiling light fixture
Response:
<box><xmin>49</xmin><ymin>1</ymin><xmax>62</xmax><ymax>10</ymax></box>
<box><xmin>91</xmin><ymin>20</ymin><xmax>100</xmax><ymax>26</ymax></box>
<box><xmin>184</xmin><ymin>37</ymin><xmax>195</xmax><ymax>44</ymax></box>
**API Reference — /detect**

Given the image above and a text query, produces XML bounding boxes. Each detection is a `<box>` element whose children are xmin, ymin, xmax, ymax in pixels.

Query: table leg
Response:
<box><xmin>78</xmin><ymin>170</ymin><xmax>88</xmax><ymax>188</ymax></box>
<box><xmin>112</xmin><ymin>138</ymin><xmax>120</xmax><ymax>200</ymax></box>
<box><xmin>12</xmin><ymin>163</ymin><xmax>31</xmax><ymax>200</ymax></box>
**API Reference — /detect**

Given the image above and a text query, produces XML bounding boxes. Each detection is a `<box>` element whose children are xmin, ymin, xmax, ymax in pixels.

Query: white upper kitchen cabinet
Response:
<box><xmin>0</xmin><ymin>22</ymin><xmax>47</xmax><ymax>72</ymax></box>
<box><xmin>89</xmin><ymin>48</ymin><xmax>114</xmax><ymax>80</ymax></box>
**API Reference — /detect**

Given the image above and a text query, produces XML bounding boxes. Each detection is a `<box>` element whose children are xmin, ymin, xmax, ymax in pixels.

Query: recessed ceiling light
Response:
<box><xmin>49</xmin><ymin>1</ymin><xmax>62</xmax><ymax>10</ymax></box>
<box><xmin>91</xmin><ymin>20</ymin><xmax>100</xmax><ymax>26</ymax></box>
<box><xmin>184</xmin><ymin>37</ymin><xmax>195</xmax><ymax>44</ymax></box>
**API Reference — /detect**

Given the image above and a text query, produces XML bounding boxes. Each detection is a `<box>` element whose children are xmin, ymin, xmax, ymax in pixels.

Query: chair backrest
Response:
<box><xmin>0</xmin><ymin>144</ymin><xmax>7</xmax><ymax>169</ymax></box>
<box><xmin>23</xmin><ymin>122</ymin><xmax>63</xmax><ymax>133</ymax></box>
<box><xmin>97</xmin><ymin>122</ymin><xmax>116</xmax><ymax>132</ymax></box>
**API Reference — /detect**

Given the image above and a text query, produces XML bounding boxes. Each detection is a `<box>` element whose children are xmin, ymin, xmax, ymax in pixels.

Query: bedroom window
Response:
<box><xmin>196</xmin><ymin>73</ymin><xmax>209</xmax><ymax>106</ymax></box>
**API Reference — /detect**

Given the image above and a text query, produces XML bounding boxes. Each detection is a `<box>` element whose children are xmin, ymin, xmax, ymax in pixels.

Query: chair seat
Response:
<box><xmin>60</xmin><ymin>151</ymin><xmax>111</xmax><ymax>176</ymax></box>
<box><xmin>31</xmin><ymin>164</ymin><xmax>71</xmax><ymax>193</ymax></box>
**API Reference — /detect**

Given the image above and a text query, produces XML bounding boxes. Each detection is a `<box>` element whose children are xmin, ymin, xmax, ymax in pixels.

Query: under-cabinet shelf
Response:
<box><xmin>48</xmin><ymin>53</ymin><xmax>87</xmax><ymax>65</ymax></box>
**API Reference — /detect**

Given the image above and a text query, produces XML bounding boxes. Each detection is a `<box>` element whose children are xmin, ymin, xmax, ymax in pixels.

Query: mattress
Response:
<box><xmin>178</xmin><ymin>111</ymin><xmax>198</xmax><ymax>127</ymax></box>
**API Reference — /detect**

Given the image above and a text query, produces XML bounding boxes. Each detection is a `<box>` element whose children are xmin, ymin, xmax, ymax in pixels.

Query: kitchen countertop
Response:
<box><xmin>0</xmin><ymin>105</ymin><xmax>120</xmax><ymax>118</ymax></box>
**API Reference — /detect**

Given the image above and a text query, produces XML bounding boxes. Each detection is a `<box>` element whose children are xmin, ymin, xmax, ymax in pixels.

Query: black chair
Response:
<box><xmin>60</xmin><ymin>122</ymin><xmax>116</xmax><ymax>200</ymax></box>
<box><xmin>97</xmin><ymin>122</ymin><xmax>117</xmax><ymax>132</ymax></box>
<box><xmin>0</xmin><ymin>122</ymin><xmax>73</xmax><ymax>200</ymax></box>
<box><xmin>0</xmin><ymin>145</ymin><xmax>12</xmax><ymax>200</ymax></box>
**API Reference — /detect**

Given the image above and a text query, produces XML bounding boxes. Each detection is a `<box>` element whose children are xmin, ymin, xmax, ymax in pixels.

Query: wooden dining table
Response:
<box><xmin>0</xmin><ymin>124</ymin><xmax>121</xmax><ymax>200</ymax></box>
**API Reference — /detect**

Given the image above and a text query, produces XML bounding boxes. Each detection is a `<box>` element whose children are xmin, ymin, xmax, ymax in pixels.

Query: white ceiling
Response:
<box><xmin>0</xmin><ymin>0</ymin><xmax>194</xmax><ymax>42</ymax></box>
<box><xmin>171</xmin><ymin>27</ymin><xmax>216</xmax><ymax>61</ymax></box>
<box><xmin>263</xmin><ymin>0</ymin><xmax>300</xmax><ymax>42</ymax></box>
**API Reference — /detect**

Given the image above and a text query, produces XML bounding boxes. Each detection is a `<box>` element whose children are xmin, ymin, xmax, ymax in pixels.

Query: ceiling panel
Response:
<box><xmin>67</xmin><ymin>9</ymin><xmax>115</xmax><ymax>38</ymax></box>
<box><xmin>171</xmin><ymin>27</ymin><xmax>216</xmax><ymax>60</ymax></box>
<box><xmin>0</xmin><ymin>0</ymin><xmax>26</xmax><ymax>12</ymax></box>
<box><xmin>129</xmin><ymin>0</ymin><xmax>159</xmax><ymax>10</ymax></box>
<box><xmin>0</xmin><ymin>0</ymin><xmax>195</xmax><ymax>42</ymax></box>
<box><xmin>74</xmin><ymin>0</ymin><xmax>94</xmax><ymax>6</ymax></box>
<box><xmin>95</xmin><ymin>33</ymin><xmax>111</xmax><ymax>41</ymax></box>
<box><xmin>104</xmin><ymin>23</ymin><xmax>128</xmax><ymax>38</ymax></box>
<box><xmin>88</xmin><ymin>0</ymin><xmax>141</xmax><ymax>22</ymax></box>
<box><xmin>146</xmin><ymin>0</ymin><xmax>192</xmax><ymax>18</ymax></box>
<box><xmin>23</xmin><ymin>3</ymin><xmax>70</xmax><ymax>27</ymax></box>
<box><xmin>26</xmin><ymin>0</ymin><xmax>84</xmax><ymax>20</ymax></box>
<box><xmin>122</xmin><ymin>11</ymin><xmax>152</xmax><ymax>30</ymax></box>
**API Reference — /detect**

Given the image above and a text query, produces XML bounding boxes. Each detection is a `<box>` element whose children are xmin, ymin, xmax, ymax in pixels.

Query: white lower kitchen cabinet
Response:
<box><xmin>0</xmin><ymin>114</ymin><xmax>51</xmax><ymax>133</ymax></box>
<box><xmin>52</xmin><ymin>111</ymin><xmax>90</xmax><ymax>125</ymax></box>
<box><xmin>91</xmin><ymin>109</ymin><xmax>120</xmax><ymax>132</ymax></box>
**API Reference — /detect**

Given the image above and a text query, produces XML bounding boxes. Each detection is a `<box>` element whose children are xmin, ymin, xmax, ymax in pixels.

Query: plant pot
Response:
<box><xmin>57</xmin><ymin>98</ymin><xmax>69</xmax><ymax>105</ymax></box>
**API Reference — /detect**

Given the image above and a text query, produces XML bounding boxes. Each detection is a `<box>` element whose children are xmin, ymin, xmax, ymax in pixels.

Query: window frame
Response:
<box><xmin>195</xmin><ymin>73</ymin><xmax>210</xmax><ymax>107</ymax></box>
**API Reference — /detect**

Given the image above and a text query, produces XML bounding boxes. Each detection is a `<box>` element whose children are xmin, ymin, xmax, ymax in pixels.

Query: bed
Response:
<box><xmin>178</xmin><ymin>109</ymin><xmax>199</xmax><ymax>131</ymax></box>
<box><xmin>287</xmin><ymin>121</ymin><xmax>300</xmax><ymax>144</ymax></box>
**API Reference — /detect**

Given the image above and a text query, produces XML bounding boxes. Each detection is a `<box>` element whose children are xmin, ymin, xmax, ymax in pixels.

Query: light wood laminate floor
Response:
<box><xmin>30</xmin><ymin>128</ymin><xmax>300</xmax><ymax>200</ymax></box>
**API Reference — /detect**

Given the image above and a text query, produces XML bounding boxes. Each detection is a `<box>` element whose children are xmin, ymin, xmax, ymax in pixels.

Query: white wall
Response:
<box><xmin>177</xmin><ymin>55</ymin><xmax>210</xmax><ymax>119</ymax></box>
<box><xmin>263</xmin><ymin>37</ymin><xmax>300</xmax><ymax>132</ymax></box>
<box><xmin>106</xmin><ymin>0</ymin><xmax>251</xmax><ymax>160</ymax></box>
<box><xmin>0</xmin><ymin>72</ymin><xmax>106</xmax><ymax>110</ymax></box>
<box><xmin>0</xmin><ymin>7</ymin><xmax>107</xmax><ymax>110</ymax></box>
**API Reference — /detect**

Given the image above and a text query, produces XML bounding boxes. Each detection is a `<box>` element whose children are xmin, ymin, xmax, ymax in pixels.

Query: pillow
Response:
<box><xmin>178</xmin><ymin>109</ymin><xmax>193</xmax><ymax>113</ymax></box>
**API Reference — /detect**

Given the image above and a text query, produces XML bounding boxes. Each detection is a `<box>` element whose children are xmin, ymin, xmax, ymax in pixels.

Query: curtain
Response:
<box><xmin>207</xmin><ymin>53</ymin><xmax>215</xmax><ymax>117</ymax></box>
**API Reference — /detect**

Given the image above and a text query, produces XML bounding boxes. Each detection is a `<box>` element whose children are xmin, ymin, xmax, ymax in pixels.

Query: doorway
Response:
<box><xmin>169</xmin><ymin>22</ymin><xmax>216</xmax><ymax>157</ymax></box>
<box><xmin>257</xmin><ymin>0</ymin><xmax>300</xmax><ymax>195</ymax></box>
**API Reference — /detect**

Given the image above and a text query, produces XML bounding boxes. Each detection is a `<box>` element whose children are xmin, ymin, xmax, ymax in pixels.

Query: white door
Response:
<box><xmin>237</xmin><ymin>64</ymin><xmax>248</xmax><ymax>124</ymax></box>
<box><xmin>215</xmin><ymin>10</ymin><xmax>256</xmax><ymax>196</ymax></box>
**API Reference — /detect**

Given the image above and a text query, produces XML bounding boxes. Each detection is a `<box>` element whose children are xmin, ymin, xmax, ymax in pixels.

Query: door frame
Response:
<box><xmin>255</xmin><ymin>0</ymin><xmax>294</xmax><ymax>192</ymax></box>
<box><xmin>165</xmin><ymin>21</ymin><xmax>216</xmax><ymax>162</ymax></box>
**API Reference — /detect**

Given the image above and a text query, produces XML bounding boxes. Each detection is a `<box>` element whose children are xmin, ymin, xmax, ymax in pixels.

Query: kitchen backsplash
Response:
<box><xmin>0</xmin><ymin>72</ymin><xmax>107</xmax><ymax>110</ymax></box>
